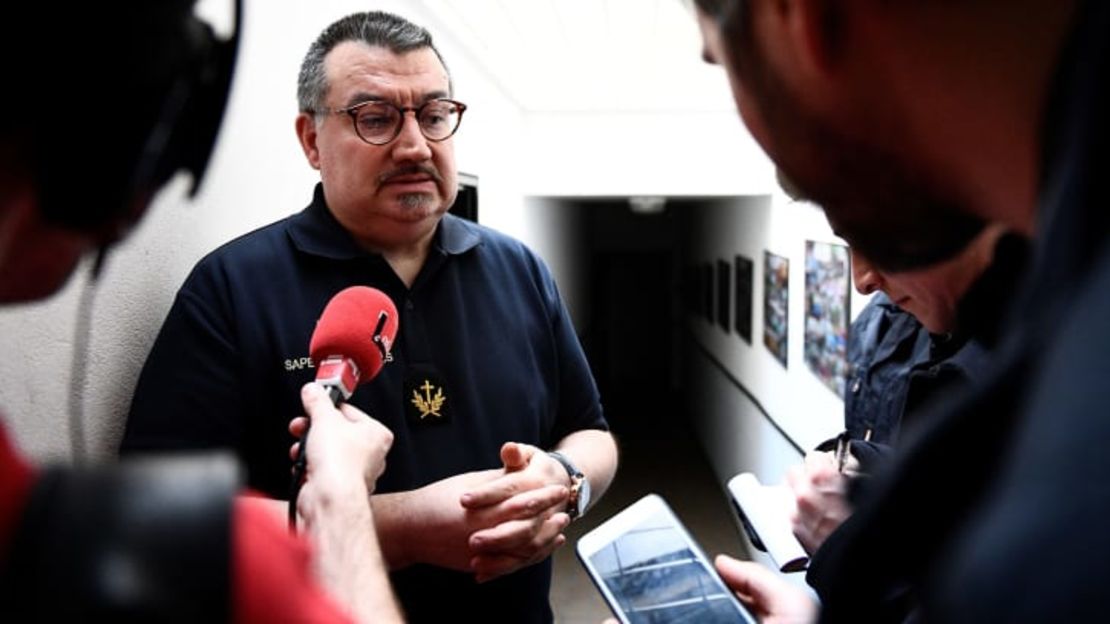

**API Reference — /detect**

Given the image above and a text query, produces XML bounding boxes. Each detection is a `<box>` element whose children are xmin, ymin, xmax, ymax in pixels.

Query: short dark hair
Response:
<box><xmin>691</xmin><ymin>0</ymin><xmax>759</xmax><ymax>88</ymax></box>
<box><xmin>692</xmin><ymin>0</ymin><xmax>738</xmax><ymax>20</ymax></box>
<box><xmin>297</xmin><ymin>11</ymin><xmax>451</xmax><ymax>113</ymax></box>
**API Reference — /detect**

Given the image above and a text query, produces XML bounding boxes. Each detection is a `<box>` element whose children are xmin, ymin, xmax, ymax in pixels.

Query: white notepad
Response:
<box><xmin>727</xmin><ymin>472</ymin><xmax>809</xmax><ymax>573</ymax></box>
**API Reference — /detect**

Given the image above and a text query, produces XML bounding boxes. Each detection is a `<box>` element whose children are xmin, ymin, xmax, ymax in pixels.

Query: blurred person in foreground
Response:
<box><xmin>0</xmin><ymin>3</ymin><xmax>400</xmax><ymax>621</ymax></box>
<box><xmin>692</xmin><ymin>0</ymin><xmax>1110</xmax><ymax>621</ymax></box>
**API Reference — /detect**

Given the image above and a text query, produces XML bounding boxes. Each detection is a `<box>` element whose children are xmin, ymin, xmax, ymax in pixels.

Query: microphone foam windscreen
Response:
<box><xmin>309</xmin><ymin>286</ymin><xmax>400</xmax><ymax>383</ymax></box>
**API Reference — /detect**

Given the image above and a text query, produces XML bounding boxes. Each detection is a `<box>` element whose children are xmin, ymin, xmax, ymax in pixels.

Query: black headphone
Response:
<box><xmin>22</xmin><ymin>1</ymin><xmax>242</xmax><ymax>241</ymax></box>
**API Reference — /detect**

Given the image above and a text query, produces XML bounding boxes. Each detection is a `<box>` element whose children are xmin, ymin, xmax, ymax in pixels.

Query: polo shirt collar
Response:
<box><xmin>287</xmin><ymin>183</ymin><xmax>481</xmax><ymax>260</ymax></box>
<box><xmin>436</xmin><ymin>212</ymin><xmax>482</xmax><ymax>255</ymax></box>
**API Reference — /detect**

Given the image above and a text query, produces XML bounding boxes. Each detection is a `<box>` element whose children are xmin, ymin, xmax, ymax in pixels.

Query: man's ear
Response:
<box><xmin>779</xmin><ymin>0</ymin><xmax>844</xmax><ymax>78</ymax></box>
<box><xmin>295</xmin><ymin>113</ymin><xmax>322</xmax><ymax>170</ymax></box>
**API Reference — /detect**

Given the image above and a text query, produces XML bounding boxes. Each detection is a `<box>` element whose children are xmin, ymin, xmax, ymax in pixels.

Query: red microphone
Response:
<box><xmin>290</xmin><ymin>286</ymin><xmax>399</xmax><ymax>530</ymax></box>
<box><xmin>309</xmin><ymin>286</ymin><xmax>400</xmax><ymax>403</ymax></box>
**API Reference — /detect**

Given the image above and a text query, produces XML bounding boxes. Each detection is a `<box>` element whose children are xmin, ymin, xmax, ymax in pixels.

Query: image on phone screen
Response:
<box><xmin>580</xmin><ymin>495</ymin><xmax>754</xmax><ymax>623</ymax></box>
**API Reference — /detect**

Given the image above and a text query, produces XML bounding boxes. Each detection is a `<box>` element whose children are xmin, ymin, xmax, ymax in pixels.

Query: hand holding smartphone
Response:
<box><xmin>576</xmin><ymin>494</ymin><xmax>756</xmax><ymax>624</ymax></box>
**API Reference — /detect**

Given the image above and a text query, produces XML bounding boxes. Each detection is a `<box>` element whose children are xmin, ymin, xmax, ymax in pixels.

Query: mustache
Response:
<box><xmin>378</xmin><ymin>164</ymin><xmax>443</xmax><ymax>185</ymax></box>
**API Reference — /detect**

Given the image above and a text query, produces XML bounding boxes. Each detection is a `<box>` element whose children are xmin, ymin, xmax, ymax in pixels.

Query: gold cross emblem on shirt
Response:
<box><xmin>411</xmin><ymin>379</ymin><xmax>446</xmax><ymax>419</ymax></box>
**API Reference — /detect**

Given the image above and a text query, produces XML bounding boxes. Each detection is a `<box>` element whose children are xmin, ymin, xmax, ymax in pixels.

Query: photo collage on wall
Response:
<box><xmin>803</xmin><ymin>241</ymin><xmax>851</xmax><ymax>397</ymax></box>
<box><xmin>685</xmin><ymin>241</ymin><xmax>851</xmax><ymax>399</ymax></box>
<box><xmin>763</xmin><ymin>251</ymin><xmax>790</xmax><ymax>367</ymax></box>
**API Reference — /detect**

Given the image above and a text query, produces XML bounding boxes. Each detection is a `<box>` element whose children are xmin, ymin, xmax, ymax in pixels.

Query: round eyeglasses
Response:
<box><xmin>321</xmin><ymin>98</ymin><xmax>467</xmax><ymax>146</ymax></box>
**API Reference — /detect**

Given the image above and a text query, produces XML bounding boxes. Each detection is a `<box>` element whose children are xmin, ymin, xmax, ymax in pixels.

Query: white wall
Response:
<box><xmin>685</xmin><ymin>194</ymin><xmax>874</xmax><ymax>478</ymax></box>
<box><xmin>519</xmin><ymin>197</ymin><xmax>588</xmax><ymax>328</ymax></box>
<box><xmin>0</xmin><ymin>1</ymin><xmax>527</xmax><ymax>463</ymax></box>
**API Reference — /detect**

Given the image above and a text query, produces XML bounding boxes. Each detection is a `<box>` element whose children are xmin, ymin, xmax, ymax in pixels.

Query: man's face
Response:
<box><xmin>850</xmin><ymin>246</ymin><xmax>980</xmax><ymax>334</ymax></box>
<box><xmin>298</xmin><ymin>42</ymin><xmax>458</xmax><ymax>251</ymax></box>
<box><xmin>0</xmin><ymin>154</ymin><xmax>90</xmax><ymax>303</ymax></box>
<box><xmin>694</xmin><ymin>5</ymin><xmax>983</xmax><ymax>272</ymax></box>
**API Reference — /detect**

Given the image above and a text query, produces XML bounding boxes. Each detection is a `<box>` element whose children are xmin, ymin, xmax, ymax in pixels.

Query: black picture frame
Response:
<box><xmin>717</xmin><ymin>259</ymin><xmax>731</xmax><ymax>333</ymax></box>
<box><xmin>734</xmin><ymin>255</ymin><xmax>753</xmax><ymax>344</ymax></box>
<box><xmin>702</xmin><ymin>262</ymin><xmax>714</xmax><ymax>324</ymax></box>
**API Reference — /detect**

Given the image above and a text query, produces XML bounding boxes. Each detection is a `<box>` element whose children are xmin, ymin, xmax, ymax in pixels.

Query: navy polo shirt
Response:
<box><xmin>122</xmin><ymin>184</ymin><xmax>607</xmax><ymax>622</ymax></box>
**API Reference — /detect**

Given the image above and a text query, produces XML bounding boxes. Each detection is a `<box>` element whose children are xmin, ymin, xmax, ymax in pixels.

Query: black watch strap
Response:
<box><xmin>548</xmin><ymin>451</ymin><xmax>586</xmax><ymax>519</ymax></box>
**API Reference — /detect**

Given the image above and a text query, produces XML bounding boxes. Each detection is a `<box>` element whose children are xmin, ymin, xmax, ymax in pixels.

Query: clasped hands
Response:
<box><xmin>459</xmin><ymin>441</ymin><xmax>573</xmax><ymax>583</ymax></box>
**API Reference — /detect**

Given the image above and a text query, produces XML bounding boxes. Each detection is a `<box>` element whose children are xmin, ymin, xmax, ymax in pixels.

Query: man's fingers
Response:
<box><xmin>460</xmin><ymin>477</ymin><xmax>517</xmax><ymax>509</ymax></box>
<box><xmin>468</xmin><ymin>518</ymin><xmax>538</xmax><ymax>554</ymax></box>
<box><xmin>300</xmin><ymin>382</ymin><xmax>333</xmax><ymax>417</ymax></box>
<box><xmin>786</xmin><ymin>463</ymin><xmax>805</xmax><ymax>491</ymax></box>
<box><xmin>497</xmin><ymin>484</ymin><xmax>568</xmax><ymax>519</ymax></box>
<box><xmin>715</xmin><ymin>554</ymin><xmax>818</xmax><ymax>621</ymax></box>
<box><xmin>500</xmin><ymin>441</ymin><xmax>531</xmax><ymax>471</ymax></box>
<box><xmin>338</xmin><ymin>401</ymin><xmax>373</xmax><ymax>424</ymax></box>
<box><xmin>471</xmin><ymin>530</ymin><xmax>568</xmax><ymax>583</ymax></box>
<box><xmin>459</xmin><ymin>477</ymin><xmax>568</xmax><ymax>521</ymax></box>
<box><xmin>804</xmin><ymin>451</ymin><xmax>839</xmax><ymax>482</ymax></box>
<box><xmin>470</xmin><ymin>512</ymin><xmax>569</xmax><ymax>555</ymax></box>
<box><xmin>715</xmin><ymin>555</ymin><xmax>775</xmax><ymax>602</ymax></box>
<box><xmin>289</xmin><ymin>416</ymin><xmax>308</xmax><ymax>437</ymax></box>
<box><xmin>460</xmin><ymin>471</ymin><xmax>535</xmax><ymax>509</ymax></box>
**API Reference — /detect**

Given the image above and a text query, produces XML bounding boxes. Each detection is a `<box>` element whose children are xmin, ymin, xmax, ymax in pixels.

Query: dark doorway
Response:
<box><xmin>576</xmin><ymin>199</ymin><xmax>681</xmax><ymax>437</ymax></box>
<box><xmin>449</xmin><ymin>172</ymin><xmax>479</xmax><ymax>222</ymax></box>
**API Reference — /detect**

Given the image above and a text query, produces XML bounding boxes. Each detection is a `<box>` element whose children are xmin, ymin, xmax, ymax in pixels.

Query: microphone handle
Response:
<box><xmin>288</xmin><ymin>382</ymin><xmax>346</xmax><ymax>532</ymax></box>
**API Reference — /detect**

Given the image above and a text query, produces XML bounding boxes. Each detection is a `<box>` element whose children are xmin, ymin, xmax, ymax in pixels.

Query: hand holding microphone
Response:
<box><xmin>289</xmin><ymin>383</ymin><xmax>393</xmax><ymax>520</ymax></box>
<box><xmin>289</xmin><ymin>286</ymin><xmax>400</xmax><ymax>531</ymax></box>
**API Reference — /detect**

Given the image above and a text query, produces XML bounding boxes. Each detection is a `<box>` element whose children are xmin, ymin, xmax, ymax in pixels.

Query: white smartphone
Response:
<box><xmin>576</xmin><ymin>493</ymin><xmax>757</xmax><ymax>624</ymax></box>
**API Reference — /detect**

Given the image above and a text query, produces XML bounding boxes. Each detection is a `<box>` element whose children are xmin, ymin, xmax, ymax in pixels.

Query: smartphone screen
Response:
<box><xmin>577</xmin><ymin>494</ymin><xmax>755</xmax><ymax>624</ymax></box>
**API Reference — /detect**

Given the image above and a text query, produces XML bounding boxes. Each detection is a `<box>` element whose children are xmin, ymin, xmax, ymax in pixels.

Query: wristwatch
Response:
<box><xmin>547</xmin><ymin>451</ymin><xmax>591</xmax><ymax>520</ymax></box>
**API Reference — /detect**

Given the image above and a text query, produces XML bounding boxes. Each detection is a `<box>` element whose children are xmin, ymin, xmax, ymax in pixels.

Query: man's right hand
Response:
<box><xmin>290</xmin><ymin>382</ymin><xmax>394</xmax><ymax>506</ymax></box>
<box><xmin>787</xmin><ymin>451</ymin><xmax>853</xmax><ymax>554</ymax></box>
<box><xmin>715</xmin><ymin>555</ymin><xmax>817</xmax><ymax>623</ymax></box>
<box><xmin>289</xmin><ymin>383</ymin><xmax>403</xmax><ymax>623</ymax></box>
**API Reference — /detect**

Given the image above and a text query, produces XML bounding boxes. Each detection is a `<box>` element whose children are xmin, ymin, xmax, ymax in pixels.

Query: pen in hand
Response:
<box><xmin>835</xmin><ymin>433</ymin><xmax>850</xmax><ymax>474</ymax></box>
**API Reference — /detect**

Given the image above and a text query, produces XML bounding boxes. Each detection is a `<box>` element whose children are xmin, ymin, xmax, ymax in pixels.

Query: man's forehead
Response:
<box><xmin>324</xmin><ymin>42</ymin><xmax>448</xmax><ymax>93</ymax></box>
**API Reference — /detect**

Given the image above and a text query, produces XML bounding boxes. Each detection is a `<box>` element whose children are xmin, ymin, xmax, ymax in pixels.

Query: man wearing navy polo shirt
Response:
<box><xmin>120</xmin><ymin>11</ymin><xmax>618</xmax><ymax>622</ymax></box>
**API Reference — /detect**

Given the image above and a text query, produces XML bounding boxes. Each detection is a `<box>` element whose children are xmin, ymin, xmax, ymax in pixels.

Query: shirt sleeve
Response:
<box><xmin>120</xmin><ymin>261</ymin><xmax>247</xmax><ymax>454</ymax></box>
<box><xmin>232</xmin><ymin>497</ymin><xmax>354</xmax><ymax>623</ymax></box>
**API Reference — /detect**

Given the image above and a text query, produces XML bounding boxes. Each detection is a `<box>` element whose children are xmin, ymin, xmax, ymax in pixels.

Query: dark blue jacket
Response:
<box><xmin>843</xmin><ymin>293</ymin><xmax>929</xmax><ymax>446</ymax></box>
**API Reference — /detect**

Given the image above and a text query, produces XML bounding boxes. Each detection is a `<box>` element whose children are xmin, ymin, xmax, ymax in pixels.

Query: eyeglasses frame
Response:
<box><xmin>316</xmin><ymin>98</ymin><xmax>468</xmax><ymax>146</ymax></box>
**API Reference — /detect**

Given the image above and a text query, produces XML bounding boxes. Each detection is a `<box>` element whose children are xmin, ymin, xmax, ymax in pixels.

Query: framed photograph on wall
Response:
<box><xmin>804</xmin><ymin>241</ymin><xmax>851</xmax><ymax>397</ymax></box>
<box><xmin>763</xmin><ymin>251</ymin><xmax>790</xmax><ymax>367</ymax></box>
<box><xmin>682</xmin><ymin>265</ymin><xmax>699</xmax><ymax>315</ymax></box>
<box><xmin>702</xmin><ymin>262</ymin><xmax>714</xmax><ymax>324</ymax></box>
<box><xmin>717</xmin><ymin>259</ymin><xmax>731</xmax><ymax>333</ymax></box>
<box><xmin>734</xmin><ymin>255</ymin><xmax>753</xmax><ymax>344</ymax></box>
